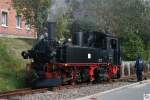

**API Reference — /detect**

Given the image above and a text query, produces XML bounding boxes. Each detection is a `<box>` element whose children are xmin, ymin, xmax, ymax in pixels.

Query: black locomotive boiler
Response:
<box><xmin>22</xmin><ymin>22</ymin><xmax>121</xmax><ymax>87</ymax></box>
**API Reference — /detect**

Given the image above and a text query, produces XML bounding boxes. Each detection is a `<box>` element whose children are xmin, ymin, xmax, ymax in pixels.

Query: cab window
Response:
<box><xmin>110</xmin><ymin>39</ymin><xmax>117</xmax><ymax>49</ymax></box>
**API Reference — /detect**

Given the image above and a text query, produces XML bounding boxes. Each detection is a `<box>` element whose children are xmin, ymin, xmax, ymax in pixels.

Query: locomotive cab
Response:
<box><xmin>91</xmin><ymin>32</ymin><xmax>121</xmax><ymax>65</ymax></box>
<box><xmin>96</xmin><ymin>32</ymin><xmax>121</xmax><ymax>65</ymax></box>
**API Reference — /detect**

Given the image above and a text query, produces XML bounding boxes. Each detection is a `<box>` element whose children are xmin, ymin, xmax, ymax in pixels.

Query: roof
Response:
<box><xmin>93</xmin><ymin>31</ymin><xmax>117</xmax><ymax>38</ymax></box>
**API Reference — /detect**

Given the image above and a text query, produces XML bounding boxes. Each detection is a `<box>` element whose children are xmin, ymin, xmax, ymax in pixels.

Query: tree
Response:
<box><xmin>53</xmin><ymin>0</ymin><xmax>73</xmax><ymax>40</ymax></box>
<box><xmin>13</xmin><ymin>0</ymin><xmax>51</xmax><ymax>34</ymax></box>
<box><xmin>121</xmin><ymin>32</ymin><xmax>145</xmax><ymax>60</ymax></box>
<box><xmin>71</xmin><ymin>0</ymin><xmax>150</xmax><ymax>60</ymax></box>
<box><xmin>56</xmin><ymin>15</ymin><xmax>71</xmax><ymax>40</ymax></box>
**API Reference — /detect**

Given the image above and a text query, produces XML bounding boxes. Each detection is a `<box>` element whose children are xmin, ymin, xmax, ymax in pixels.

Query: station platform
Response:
<box><xmin>76</xmin><ymin>80</ymin><xmax>150</xmax><ymax>100</ymax></box>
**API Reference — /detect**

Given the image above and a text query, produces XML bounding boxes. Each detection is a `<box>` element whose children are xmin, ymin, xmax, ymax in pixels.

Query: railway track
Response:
<box><xmin>0</xmin><ymin>88</ymin><xmax>48</xmax><ymax>99</ymax></box>
<box><xmin>112</xmin><ymin>72</ymin><xmax>150</xmax><ymax>82</ymax></box>
<box><xmin>0</xmin><ymin>73</ymin><xmax>150</xmax><ymax>99</ymax></box>
<box><xmin>52</xmin><ymin>72</ymin><xmax>150</xmax><ymax>91</ymax></box>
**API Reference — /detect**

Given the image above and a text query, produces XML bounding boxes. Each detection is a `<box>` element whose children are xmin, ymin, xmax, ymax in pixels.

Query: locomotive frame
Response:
<box><xmin>27</xmin><ymin>62</ymin><xmax>120</xmax><ymax>87</ymax></box>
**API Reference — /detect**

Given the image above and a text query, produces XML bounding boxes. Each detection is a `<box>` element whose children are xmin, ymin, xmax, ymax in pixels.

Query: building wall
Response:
<box><xmin>0</xmin><ymin>0</ymin><xmax>36</xmax><ymax>38</ymax></box>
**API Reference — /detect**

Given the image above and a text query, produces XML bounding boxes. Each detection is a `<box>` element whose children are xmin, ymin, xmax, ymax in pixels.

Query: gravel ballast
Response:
<box><xmin>9</xmin><ymin>81</ymin><xmax>133</xmax><ymax>100</ymax></box>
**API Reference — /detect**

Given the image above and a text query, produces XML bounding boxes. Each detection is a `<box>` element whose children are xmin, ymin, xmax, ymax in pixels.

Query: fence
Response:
<box><xmin>121</xmin><ymin>61</ymin><xmax>150</xmax><ymax>77</ymax></box>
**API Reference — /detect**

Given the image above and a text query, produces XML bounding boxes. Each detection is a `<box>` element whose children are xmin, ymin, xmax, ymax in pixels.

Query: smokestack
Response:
<box><xmin>47</xmin><ymin>22</ymin><xmax>56</xmax><ymax>40</ymax></box>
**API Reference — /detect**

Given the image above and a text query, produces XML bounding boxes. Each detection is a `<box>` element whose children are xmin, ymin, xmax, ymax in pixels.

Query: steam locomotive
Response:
<box><xmin>22</xmin><ymin>22</ymin><xmax>121</xmax><ymax>87</ymax></box>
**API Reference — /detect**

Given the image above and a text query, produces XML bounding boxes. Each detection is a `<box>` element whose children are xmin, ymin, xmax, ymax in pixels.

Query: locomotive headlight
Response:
<box><xmin>65</xmin><ymin>64</ymin><xmax>68</xmax><ymax>67</ymax></box>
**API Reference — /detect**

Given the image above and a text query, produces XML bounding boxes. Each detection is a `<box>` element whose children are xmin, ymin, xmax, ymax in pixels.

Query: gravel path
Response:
<box><xmin>8</xmin><ymin>81</ymin><xmax>133</xmax><ymax>100</ymax></box>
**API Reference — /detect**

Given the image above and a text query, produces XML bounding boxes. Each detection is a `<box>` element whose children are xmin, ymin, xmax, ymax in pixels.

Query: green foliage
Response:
<box><xmin>53</xmin><ymin>1</ymin><xmax>73</xmax><ymax>40</ymax></box>
<box><xmin>56</xmin><ymin>15</ymin><xmax>71</xmax><ymax>40</ymax></box>
<box><xmin>120</xmin><ymin>32</ymin><xmax>145</xmax><ymax>60</ymax></box>
<box><xmin>0</xmin><ymin>38</ymin><xmax>34</xmax><ymax>91</ymax></box>
<box><xmin>13</xmin><ymin>0</ymin><xmax>51</xmax><ymax>34</ymax></box>
<box><xmin>74</xmin><ymin>17</ymin><xmax>98</xmax><ymax>32</ymax></box>
<box><xmin>0</xmin><ymin>45</ymin><xmax>26</xmax><ymax>91</ymax></box>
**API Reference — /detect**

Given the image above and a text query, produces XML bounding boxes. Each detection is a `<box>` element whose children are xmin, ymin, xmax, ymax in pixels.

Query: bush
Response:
<box><xmin>0</xmin><ymin>38</ymin><xmax>34</xmax><ymax>91</ymax></box>
<box><xmin>120</xmin><ymin>32</ymin><xmax>145</xmax><ymax>60</ymax></box>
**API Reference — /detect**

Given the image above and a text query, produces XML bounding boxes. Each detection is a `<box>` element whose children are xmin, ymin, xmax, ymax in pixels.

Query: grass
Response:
<box><xmin>0</xmin><ymin>37</ymin><xmax>35</xmax><ymax>91</ymax></box>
